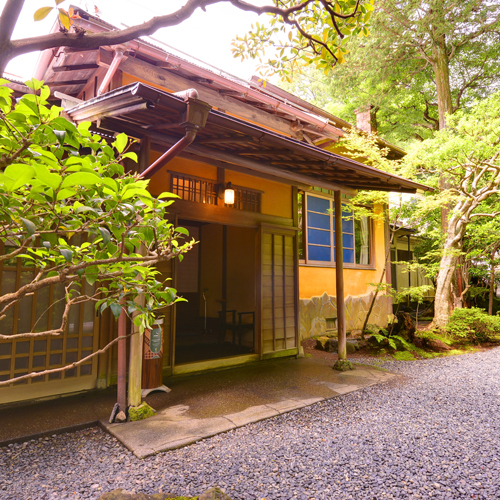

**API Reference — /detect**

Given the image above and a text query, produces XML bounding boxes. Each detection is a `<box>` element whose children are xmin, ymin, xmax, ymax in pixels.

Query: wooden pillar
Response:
<box><xmin>128</xmin><ymin>293</ymin><xmax>145</xmax><ymax>408</ymax></box>
<box><xmin>334</xmin><ymin>190</ymin><xmax>346</xmax><ymax>361</ymax></box>
<box><xmin>117</xmin><ymin>306</ymin><xmax>127</xmax><ymax>412</ymax></box>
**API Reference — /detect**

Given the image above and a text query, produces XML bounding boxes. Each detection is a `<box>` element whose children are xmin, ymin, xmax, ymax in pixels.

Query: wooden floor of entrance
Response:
<box><xmin>174</xmin><ymin>222</ymin><xmax>257</xmax><ymax>365</ymax></box>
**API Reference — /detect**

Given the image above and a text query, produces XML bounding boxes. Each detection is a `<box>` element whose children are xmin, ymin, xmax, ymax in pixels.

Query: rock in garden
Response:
<box><xmin>315</xmin><ymin>336</ymin><xmax>330</xmax><ymax>351</ymax></box>
<box><xmin>199</xmin><ymin>487</ymin><xmax>233</xmax><ymax>500</ymax></box>
<box><xmin>425</xmin><ymin>338</ymin><xmax>452</xmax><ymax>352</ymax></box>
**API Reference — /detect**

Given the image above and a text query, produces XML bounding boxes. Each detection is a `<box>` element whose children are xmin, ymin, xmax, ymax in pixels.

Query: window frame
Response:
<box><xmin>298</xmin><ymin>191</ymin><xmax>375</xmax><ymax>269</ymax></box>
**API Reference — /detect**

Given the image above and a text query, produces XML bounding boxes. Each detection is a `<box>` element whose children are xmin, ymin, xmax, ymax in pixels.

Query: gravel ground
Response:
<box><xmin>2</xmin><ymin>348</ymin><xmax>500</xmax><ymax>500</ymax></box>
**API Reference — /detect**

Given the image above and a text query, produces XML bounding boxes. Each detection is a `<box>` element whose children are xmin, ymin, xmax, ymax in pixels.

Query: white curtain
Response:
<box><xmin>360</xmin><ymin>216</ymin><xmax>369</xmax><ymax>265</ymax></box>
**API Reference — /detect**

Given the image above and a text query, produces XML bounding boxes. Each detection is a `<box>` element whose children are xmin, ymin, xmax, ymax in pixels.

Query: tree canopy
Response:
<box><xmin>0</xmin><ymin>0</ymin><xmax>374</xmax><ymax>76</ymax></box>
<box><xmin>281</xmin><ymin>0</ymin><xmax>500</xmax><ymax>144</ymax></box>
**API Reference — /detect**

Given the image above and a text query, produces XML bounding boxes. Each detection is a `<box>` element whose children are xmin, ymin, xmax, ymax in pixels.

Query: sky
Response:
<box><xmin>2</xmin><ymin>0</ymin><xmax>271</xmax><ymax>82</ymax></box>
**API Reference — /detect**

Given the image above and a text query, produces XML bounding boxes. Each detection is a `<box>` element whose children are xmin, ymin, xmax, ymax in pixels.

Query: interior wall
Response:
<box><xmin>199</xmin><ymin>224</ymin><xmax>223</xmax><ymax>319</ymax></box>
<box><xmin>226</xmin><ymin>226</ymin><xmax>257</xmax><ymax>314</ymax></box>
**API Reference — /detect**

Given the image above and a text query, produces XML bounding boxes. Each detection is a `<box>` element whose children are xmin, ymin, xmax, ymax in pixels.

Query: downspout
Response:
<box><xmin>140</xmin><ymin>127</ymin><xmax>197</xmax><ymax>179</ymax></box>
<box><xmin>140</xmin><ymin>91</ymin><xmax>211</xmax><ymax>179</ymax></box>
<box><xmin>97</xmin><ymin>48</ymin><xmax>125</xmax><ymax>96</ymax></box>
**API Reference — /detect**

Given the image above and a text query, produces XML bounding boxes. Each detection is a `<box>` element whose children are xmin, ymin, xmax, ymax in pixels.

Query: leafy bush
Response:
<box><xmin>369</xmin><ymin>330</ymin><xmax>415</xmax><ymax>352</ymax></box>
<box><xmin>446</xmin><ymin>307</ymin><xmax>500</xmax><ymax>343</ymax></box>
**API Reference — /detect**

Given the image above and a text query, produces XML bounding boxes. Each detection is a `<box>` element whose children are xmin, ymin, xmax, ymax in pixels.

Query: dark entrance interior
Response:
<box><xmin>174</xmin><ymin>222</ymin><xmax>257</xmax><ymax>364</ymax></box>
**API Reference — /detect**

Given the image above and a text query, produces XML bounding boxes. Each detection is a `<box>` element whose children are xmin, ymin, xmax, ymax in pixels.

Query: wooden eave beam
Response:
<box><xmin>118</xmin><ymin>57</ymin><xmax>304</xmax><ymax>140</ymax></box>
<box><xmin>43</xmin><ymin>79</ymin><xmax>88</xmax><ymax>86</ymax></box>
<box><xmin>52</xmin><ymin>64</ymin><xmax>100</xmax><ymax>72</ymax></box>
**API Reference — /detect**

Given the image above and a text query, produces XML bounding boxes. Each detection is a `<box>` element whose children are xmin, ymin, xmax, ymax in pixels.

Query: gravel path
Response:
<box><xmin>2</xmin><ymin>348</ymin><xmax>500</xmax><ymax>500</ymax></box>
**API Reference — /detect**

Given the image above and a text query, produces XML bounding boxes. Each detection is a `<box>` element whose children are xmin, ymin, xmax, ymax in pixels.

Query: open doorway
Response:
<box><xmin>175</xmin><ymin>222</ymin><xmax>257</xmax><ymax>364</ymax></box>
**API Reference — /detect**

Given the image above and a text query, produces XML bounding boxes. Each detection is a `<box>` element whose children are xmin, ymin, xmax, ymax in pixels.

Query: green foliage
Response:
<box><xmin>369</xmin><ymin>330</ymin><xmax>414</xmax><ymax>352</ymax></box>
<box><xmin>446</xmin><ymin>308</ymin><xmax>500</xmax><ymax>343</ymax></box>
<box><xmin>279</xmin><ymin>0</ymin><xmax>500</xmax><ymax>144</ymax></box>
<box><xmin>419</xmin><ymin>330</ymin><xmax>454</xmax><ymax>346</ymax></box>
<box><xmin>0</xmin><ymin>79</ymin><xmax>192</xmax><ymax>338</ymax></box>
<box><xmin>232</xmin><ymin>0</ymin><xmax>375</xmax><ymax>80</ymax></box>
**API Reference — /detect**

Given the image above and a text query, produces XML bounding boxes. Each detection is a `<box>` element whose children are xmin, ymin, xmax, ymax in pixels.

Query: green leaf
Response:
<box><xmin>59</xmin><ymin>248</ymin><xmax>73</xmax><ymax>262</ymax></box>
<box><xmin>98</xmin><ymin>227</ymin><xmax>111</xmax><ymax>245</ymax></box>
<box><xmin>58</xmin><ymin>8</ymin><xmax>71</xmax><ymax>30</ymax></box>
<box><xmin>34</xmin><ymin>6</ymin><xmax>53</xmax><ymax>21</ymax></box>
<box><xmin>4</xmin><ymin>164</ymin><xmax>35</xmax><ymax>191</ymax></box>
<box><xmin>99</xmin><ymin>177</ymin><xmax>118</xmax><ymax>192</ymax></box>
<box><xmin>56</xmin><ymin>188</ymin><xmax>76</xmax><ymax>201</ymax></box>
<box><xmin>113</xmin><ymin>133</ymin><xmax>128</xmax><ymax>154</ymax></box>
<box><xmin>157</xmin><ymin>192</ymin><xmax>180</xmax><ymax>199</ymax></box>
<box><xmin>53</xmin><ymin>130</ymin><xmax>66</xmax><ymax>145</ymax></box>
<box><xmin>85</xmin><ymin>266</ymin><xmax>99</xmax><ymax>286</ymax></box>
<box><xmin>122</xmin><ymin>152</ymin><xmax>138</xmax><ymax>162</ymax></box>
<box><xmin>76</xmin><ymin>205</ymin><xmax>98</xmax><ymax>215</ymax></box>
<box><xmin>61</xmin><ymin>172</ymin><xmax>101</xmax><ymax>188</ymax></box>
<box><xmin>35</xmin><ymin>166</ymin><xmax>62</xmax><ymax>190</ymax></box>
<box><xmin>20</xmin><ymin>218</ymin><xmax>36</xmax><ymax>236</ymax></box>
<box><xmin>110</xmin><ymin>303</ymin><xmax>123</xmax><ymax>319</ymax></box>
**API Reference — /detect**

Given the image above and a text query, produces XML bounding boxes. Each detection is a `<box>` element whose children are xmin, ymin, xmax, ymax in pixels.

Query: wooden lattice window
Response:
<box><xmin>171</xmin><ymin>172</ymin><xmax>262</xmax><ymax>213</ymax></box>
<box><xmin>171</xmin><ymin>172</ymin><xmax>218</xmax><ymax>205</ymax></box>
<box><xmin>228</xmin><ymin>187</ymin><xmax>261</xmax><ymax>213</ymax></box>
<box><xmin>0</xmin><ymin>243</ymin><xmax>97</xmax><ymax>388</ymax></box>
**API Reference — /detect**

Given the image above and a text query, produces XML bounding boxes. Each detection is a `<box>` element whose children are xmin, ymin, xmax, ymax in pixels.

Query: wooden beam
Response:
<box><xmin>236</xmin><ymin>149</ymin><xmax>295</xmax><ymax>156</ymax></box>
<box><xmin>43</xmin><ymin>80</ymin><xmax>88</xmax><ymax>86</ymax></box>
<box><xmin>146</xmin><ymin>129</ymin><xmax>353</xmax><ymax>194</ymax></box>
<box><xmin>166</xmin><ymin>198</ymin><xmax>294</xmax><ymax>228</ymax></box>
<box><xmin>200</xmin><ymin>136</ymin><xmax>253</xmax><ymax>145</ymax></box>
<box><xmin>52</xmin><ymin>64</ymin><xmax>99</xmax><ymax>72</ymax></box>
<box><xmin>119</xmin><ymin>57</ymin><xmax>304</xmax><ymax>140</ymax></box>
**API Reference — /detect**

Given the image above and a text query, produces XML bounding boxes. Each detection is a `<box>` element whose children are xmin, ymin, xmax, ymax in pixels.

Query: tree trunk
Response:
<box><xmin>431</xmin><ymin>34</ymin><xmax>453</xmax><ymax>131</ymax></box>
<box><xmin>433</xmin><ymin>250</ymin><xmax>458</xmax><ymax>328</ymax></box>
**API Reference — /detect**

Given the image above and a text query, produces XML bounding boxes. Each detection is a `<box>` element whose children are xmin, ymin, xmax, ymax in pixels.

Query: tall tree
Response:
<box><xmin>403</xmin><ymin>91</ymin><xmax>500</xmax><ymax>328</ymax></box>
<box><xmin>0</xmin><ymin>0</ymin><xmax>373</xmax><ymax>76</ymax></box>
<box><xmin>280</xmin><ymin>0</ymin><xmax>500</xmax><ymax>143</ymax></box>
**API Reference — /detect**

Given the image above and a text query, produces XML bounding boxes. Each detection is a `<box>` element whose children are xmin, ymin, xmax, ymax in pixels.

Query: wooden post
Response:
<box><xmin>117</xmin><ymin>305</ymin><xmax>127</xmax><ymax>413</ymax></box>
<box><xmin>128</xmin><ymin>293</ymin><xmax>144</xmax><ymax>408</ymax></box>
<box><xmin>334</xmin><ymin>190</ymin><xmax>351</xmax><ymax>371</ymax></box>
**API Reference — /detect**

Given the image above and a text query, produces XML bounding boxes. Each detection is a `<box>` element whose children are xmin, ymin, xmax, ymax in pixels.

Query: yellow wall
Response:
<box><xmin>299</xmin><ymin>206</ymin><xmax>387</xmax><ymax>299</ymax></box>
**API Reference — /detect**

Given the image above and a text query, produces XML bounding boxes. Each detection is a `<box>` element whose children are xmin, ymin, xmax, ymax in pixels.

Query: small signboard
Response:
<box><xmin>150</xmin><ymin>326</ymin><xmax>162</xmax><ymax>356</ymax></box>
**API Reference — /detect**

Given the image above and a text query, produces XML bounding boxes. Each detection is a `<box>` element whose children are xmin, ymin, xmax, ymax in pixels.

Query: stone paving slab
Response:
<box><xmin>100</xmin><ymin>357</ymin><xmax>397</xmax><ymax>459</ymax></box>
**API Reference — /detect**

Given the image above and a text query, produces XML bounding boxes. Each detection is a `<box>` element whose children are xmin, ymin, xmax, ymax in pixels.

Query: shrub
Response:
<box><xmin>446</xmin><ymin>307</ymin><xmax>500</xmax><ymax>343</ymax></box>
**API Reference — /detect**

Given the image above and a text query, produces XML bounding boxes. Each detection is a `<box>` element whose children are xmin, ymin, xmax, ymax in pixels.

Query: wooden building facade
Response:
<box><xmin>0</xmin><ymin>9</ymin><xmax>429</xmax><ymax>405</ymax></box>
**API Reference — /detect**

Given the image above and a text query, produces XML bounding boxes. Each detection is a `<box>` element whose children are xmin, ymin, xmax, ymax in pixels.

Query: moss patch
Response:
<box><xmin>333</xmin><ymin>359</ymin><xmax>354</xmax><ymax>371</ymax></box>
<box><xmin>128</xmin><ymin>402</ymin><xmax>156</xmax><ymax>422</ymax></box>
<box><xmin>392</xmin><ymin>351</ymin><xmax>415</xmax><ymax>361</ymax></box>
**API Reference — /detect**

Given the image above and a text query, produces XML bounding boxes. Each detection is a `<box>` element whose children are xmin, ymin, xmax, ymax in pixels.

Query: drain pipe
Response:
<box><xmin>140</xmin><ymin>92</ymin><xmax>211</xmax><ymax>179</ymax></box>
<box><xmin>97</xmin><ymin>48</ymin><xmax>125</xmax><ymax>96</ymax></box>
<box><xmin>140</xmin><ymin>127</ymin><xmax>197</xmax><ymax>179</ymax></box>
